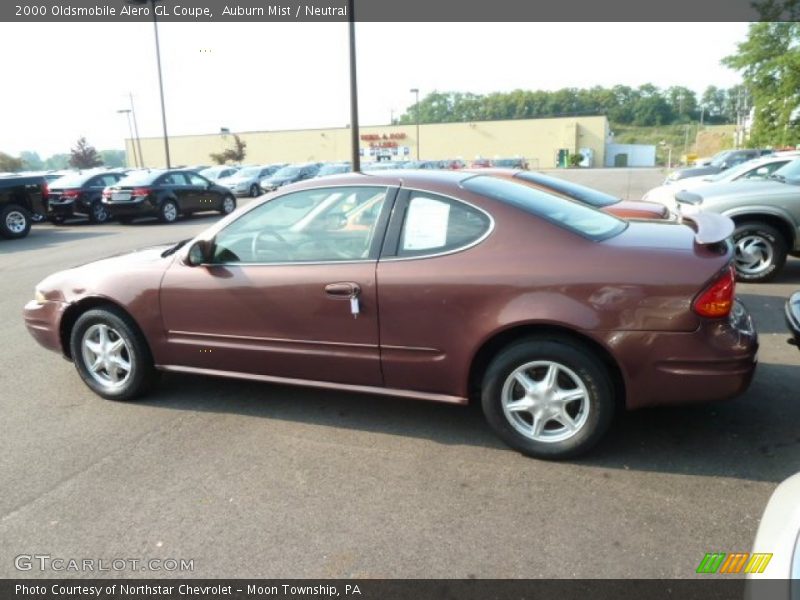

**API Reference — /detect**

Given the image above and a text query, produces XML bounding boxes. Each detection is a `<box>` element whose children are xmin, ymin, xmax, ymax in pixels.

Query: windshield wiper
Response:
<box><xmin>161</xmin><ymin>239</ymin><xmax>190</xmax><ymax>257</ymax></box>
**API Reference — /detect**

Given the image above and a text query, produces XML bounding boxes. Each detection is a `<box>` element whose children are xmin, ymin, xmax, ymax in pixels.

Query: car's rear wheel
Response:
<box><xmin>88</xmin><ymin>199</ymin><xmax>111</xmax><ymax>224</ymax></box>
<box><xmin>220</xmin><ymin>195</ymin><xmax>236</xmax><ymax>215</ymax></box>
<box><xmin>0</xmin><ymin>204</ymin><xmax>32</xmax><ymax>239</ymax></box>
<box><xmin>733</xmin><ymin>221</ymin><xmax>787</xmax><ymax>283</ymax></box>
<box><xmin>69</xmin><ymin>307</ymin><xmax>156</xmax><ymax>401</ymax></box>
<box><xmin>481</xmin><ymin>337</ymin><xmax>615</xmax><ymax>459</ymax></box>
<box><xmin>249</xmin><ymin>184</ymin><xmax>260</xmax><ymax>197</ymax></box>
<box><xmin>158</xmin><ymin>199</ymin><xmax>179</xmax><ymax>223</ymax></box>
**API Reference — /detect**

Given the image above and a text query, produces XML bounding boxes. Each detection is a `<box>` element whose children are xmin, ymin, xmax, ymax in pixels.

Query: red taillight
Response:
<box><xmin>62</xmin><ymin>189</ymin><xmax>80</xmax><ymax>198</ymax></box>
<box><xmin>102</xmin><ymin>189</ymin><xmax>112</xmax><ymax>199</ymax></box>
<box><xmin>132</xmin><ymin>187</ymin><xmax>151</xmax><ymax>197</ymax></box>
<box><xmin>693</xmin><ymin>265</ymin><xmax>736</xmax><ymax>318</ymax></box>
<box><xmin>41</xmin><ymin>182</ymin><xmax>49</xmax><ymax>199</ymax></box>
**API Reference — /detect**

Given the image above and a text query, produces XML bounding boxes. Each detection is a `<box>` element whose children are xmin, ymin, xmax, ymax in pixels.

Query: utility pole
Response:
<box><xmin>129</xmin><ymin>92</ymin><xmax>144</xmax><ymax>167</ymax></box>
<box><xmin>347</xmin><ymin>0</ymin><xmax>360</xmax><ymax>171</ymax></box>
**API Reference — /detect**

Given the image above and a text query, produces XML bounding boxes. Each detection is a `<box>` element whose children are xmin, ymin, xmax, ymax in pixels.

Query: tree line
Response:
<box><xmin>395</xmin><ymin>85</ymin><xmax>748</xmax><ymax>128</ymax></box>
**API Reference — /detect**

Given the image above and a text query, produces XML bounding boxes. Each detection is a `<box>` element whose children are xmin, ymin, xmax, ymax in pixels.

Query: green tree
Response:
<box><xmin>69</xmin><ymin>137</ymin><xmax>103</xmax><ymax>169</ymax></box>
<box><xmin>0</xmin><ymin>152</ymin><xmax>24</xmax><ymax>172</ymax></box>
<box><xmin>210</xmin><ymin>134</ymin><xmax>247</xmax><ymax>165</ymax></box>
<box><xmin>723</xmin><ymin>22</ymin><xmax>800</xmax><ymax>146</ymax></box>
<box><xmin>19</xmin><ymin>151</ymin><xmax>44</xmax><ymax>170</ymax></box>
<box><xmin>43</xmin><ymin>154</ymin><xmax>70</xmax><ymax>170</ymax></box>
<box><xmin>99</xmin><ymin>149</ymin><xmax>126</xmax><ymax>168</ymax></box>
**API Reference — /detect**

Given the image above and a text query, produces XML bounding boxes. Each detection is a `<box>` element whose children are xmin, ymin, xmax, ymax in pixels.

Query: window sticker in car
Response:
<box><xmin>403</xmin><ymin>196</ymin><xmax>450</xmax><ymax>250</ymax></box>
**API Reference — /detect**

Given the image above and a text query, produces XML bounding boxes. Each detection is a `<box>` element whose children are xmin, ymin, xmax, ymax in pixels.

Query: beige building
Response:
<box><xmin>126</xmin><ymin>115</ymin><xmax>610</xmax><ymax>170</ymax></box>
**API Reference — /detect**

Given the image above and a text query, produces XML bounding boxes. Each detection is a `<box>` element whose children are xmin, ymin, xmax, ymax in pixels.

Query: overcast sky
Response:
<box><xmin>0</xmin><ymin>22</ymin><xmax>749</xmax><ymax>157</ymax></box>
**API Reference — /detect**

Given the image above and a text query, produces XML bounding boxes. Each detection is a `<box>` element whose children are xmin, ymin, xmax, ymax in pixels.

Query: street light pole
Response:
<box><xmin>116</xmin><ymin>109</ymin><xmax>139</xmax><ymax>168</ymax></box>
<box><xmin>347</xmin><ymin>0</ymin><xmax>360</xmax><ymax>172</ymax></box>
<box><xmin>150</xmin><ymin>0</ymin><xmax>171</xmax><ymax>168</ymax></box>
<box><xmin>410</xmin><ymin>88</ymin><xmax>420</xmax><ymax>160</ymax></box>
<box><xmin>129</xmin><ymin>92</ymin><xmax>145</xmax><ymax>167</ymax></box>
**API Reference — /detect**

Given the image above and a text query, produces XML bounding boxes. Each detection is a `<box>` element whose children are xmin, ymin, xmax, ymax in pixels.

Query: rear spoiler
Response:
<box><xmin>681</xmin><ymin>212</ymin><xmax>734</xmax><ymax>245</ymax></box>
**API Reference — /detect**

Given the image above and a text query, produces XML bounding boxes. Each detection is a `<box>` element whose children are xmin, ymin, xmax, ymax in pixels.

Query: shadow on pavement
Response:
<box><xmin>139</xmin><ymin>357</ymin><xmax>800</xmax><ymax>483</ymax></box>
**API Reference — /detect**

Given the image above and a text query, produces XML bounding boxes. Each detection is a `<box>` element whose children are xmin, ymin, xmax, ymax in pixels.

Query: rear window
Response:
<box><xmin>514</xmin><ymin>172</ymin><xmax>619</xmax><ymax>208</ymax></box>
<box><xmin>50</xmin><ymin>173</ymin><xmax>94</xmax><ymax>188</ymax></box>
<box><xmin>462</xmin><ymin>175</ymin><xmax>627</xmax><ymax>241</ymax></box>
<box><xmin>117</xmin><ymin>171</ymin><xmax>162</xmax><ymax>186</ymax></box>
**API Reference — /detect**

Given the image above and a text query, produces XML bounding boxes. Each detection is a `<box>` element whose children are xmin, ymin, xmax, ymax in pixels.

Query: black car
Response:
<box><xmin>103</xmin><ymin>169</ymin><xmax>237</xmax><ymax>224</ymax></box>
<box><xmin>47</xmin><ymin>171</ymin><xmax>126</xmax><ymax>224</ymax></box>
<box><xmin>260</xmin><ymin>163</ymin><xmax>321</xmax><ymax>192</ymax></box>
<box><xmin>665</xmin><ymin>149</ymin><xmax>771</xmax><ymax>184</ymax></box>
<box><xmin>787</xmin><ymin>292</ymin><xmax>800</xmax><ymax>350</ymax></box>
<box><xmin>0</xmin><ymin>174</ymin><xmax>48</xmax><ymax>238</ymax></box>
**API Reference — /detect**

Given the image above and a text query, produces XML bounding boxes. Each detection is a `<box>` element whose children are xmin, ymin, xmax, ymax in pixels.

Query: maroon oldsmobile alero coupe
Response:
<box><xmin>23</xmin><ymin>171</ymin><xmax>758</xmax><ymax>459</ymax></box>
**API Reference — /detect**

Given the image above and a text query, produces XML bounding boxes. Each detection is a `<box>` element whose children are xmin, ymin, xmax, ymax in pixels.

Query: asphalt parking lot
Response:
<box><xmin>1</xmin><ymin>169</ymin><xmax>799</xmax><ymax>579</ymax></box>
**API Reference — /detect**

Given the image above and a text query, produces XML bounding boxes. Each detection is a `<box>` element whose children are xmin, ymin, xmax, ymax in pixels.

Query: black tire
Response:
<box><xmin>732</xmin><ymin>221</ymin><xmax>787</xmax><ymax>283</ymax></box>
<box><xmin>117</xmin><ymin>216</ymin><xmax>134</xmax><ymax>224</ymax></box>
<box><xmin>220</xmin><ymin>194</ymin><xmax>237</xmax><ymax>215</ymax></box>
<box><xmin>69</xmin><ymin>306</ymin><xmax>156</xmax><ymax>401</ymax></box>
<box><xmin>158</xmin><ymin>199</ymin><xmax>179</xmax><ymax>223</ymax></box>
<box><xmin>481</xmin><ymin>336</ymin><xmax>615</xmax><ymax>459</ymax></box>
<box><xmin>0</xmin><ymin>204</ymin><xmax>32</xmax><ymax>239</ymax></box>
<box><xmin>88</xmin><ymin>199</ymin><xmax>111</xmax><ymax>224</ymax></box>
<box><xmin>249</xmin><ymin>184</ymin><xmax>260</xmax><ymax>197</ymax></box>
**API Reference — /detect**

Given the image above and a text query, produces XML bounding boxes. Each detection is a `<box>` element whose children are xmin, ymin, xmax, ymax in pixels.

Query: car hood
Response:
<box><xmin>673</xmin><ymin>166</ymin><xmax>721</xmax><ymax>179</ymax></box>
<box><xmin>263</xmin><ymin>176</ymin><xmax>294</xmax><ymax>185</ymax></box>
<box><xmin>676</xmin><ymin>179</ymin><xmax>793</xmax><ymax>204</ymax></box>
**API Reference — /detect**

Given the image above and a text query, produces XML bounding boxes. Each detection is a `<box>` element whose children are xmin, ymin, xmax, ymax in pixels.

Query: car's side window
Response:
<box><xmin>160</xmin><ymin>173</ymin><xmax>188</xmax><ymax>186</ymax></box>
<box><xmin>211</xmin><ymin>186</ymin><xmax>388</xmax><ymax>264</ymax></box>
<box><xmin>397</xmin><ymin>192</ymin><xmax>491</xmax><ymax>258</ymax></box>
<box><xmin>188</xmin><ymin>173</ymin><xmax>208</xmax><ymax>186</ymax></box>
<box><xmin>742</xmin><ymin>162</ymin><xmax>786</xmax><ymax>179</ymax></box>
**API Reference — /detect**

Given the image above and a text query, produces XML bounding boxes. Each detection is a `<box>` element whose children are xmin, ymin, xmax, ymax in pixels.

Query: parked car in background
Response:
<box><xmin>675</xmin><ymin>158</ymin><xmax>800</xmax><ymax>282</ymax></box>
<box><xmin>404</xmin><ymin>160</ymin><xmax>442</xmax><ymax>169</ymax></box>
<box><xmin>440</xmin><ymin>159</ymin><xmax>466</xmax><ymax>170</ymax></box>
<box><xmin>220</xmin><ymin>165</ymin><xmax>283</xmax><ymax>197</ymax></box>
<box><xmin>315</xmin><ymin>162</ymin><xmax>351</xmax><ymax>177</ymax></box>
<box><xmin>645</xmin><ymin>154</ymin><xmax>800</xmax><ymax>211</ymax></box>
<box><xmin>260</xmin><ymin>163</ymin><xmax>321</xmax><ymax>192</ymax></box>
<box><xmin>24</xmin><ymin>171</ymin><xmax>756</xmax><ymax>459</ymax></box>
<box><xmin>492</xmin><ymin>157</ymin><xmax>529</xmax><ymax>170</ymax></box>
<box><xmin>787</xmin><ymin>292</ymin><xmax>800</xmax><ymax>350</ymax></box>
<box><xmin>362</xmin><ymin>161</ymin><xmax>407</xmax><ymax>171</ymax></box>
<box><xmin>0</xmin><ymin>173</ymin><xmax>48</xmax><ymax>238</ymax></box>
<box><xmin>664</xmin><ymin>149</ymin><xmax>769</xmax><ymax>184</ymax></box>
<box><xmin>102</xmin><ymin>169</ymin><xmax>236</xmax><ymax>224</ymax></box>
<box><xmin>471</xmin><ymin>158</ymin><xmax>493</xmax><ymax>168</ymax></box>
<box><xmin>199</xmin><ymin>165</ymin><xmax>240</xmax><ymax>182</ymax></box>
<box><xmin>47</xmin><ymin>170</ymin><xmax>127</xmax><ymax>224</ymax></box>
<box><xmin>476</xmin><ymin>169</ymin><xmax>672</xmax><ymax>220</ymax></box>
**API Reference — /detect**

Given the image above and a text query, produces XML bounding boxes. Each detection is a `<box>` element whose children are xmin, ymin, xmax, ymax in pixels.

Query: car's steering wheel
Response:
<box><xmin>251</xmin><ymin>230</ymin><xmax>291</xmax><ymax>260</ymax></box>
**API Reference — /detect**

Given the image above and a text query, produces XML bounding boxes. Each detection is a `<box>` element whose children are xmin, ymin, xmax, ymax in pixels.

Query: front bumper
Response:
<box><xmin>23</xmin><ymin>299</ymin><xmax>68</xmax><ymax>356</ymax></box>
<box><xmin>595</xmin><ymin>299</ymin><xmax>758</xmax><ymax>409</ymax></box>
<box><xmin>786</xmin><ymin>292</ymin><xmax>800</xmax><ymax>349</ymax></box>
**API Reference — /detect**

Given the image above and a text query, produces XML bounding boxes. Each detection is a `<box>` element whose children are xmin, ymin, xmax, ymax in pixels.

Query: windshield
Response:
<box><xmin>709</xmin><ymin>151</ymin><xmax>734</xmax><ymax>168</ymax></box>
<box><xmin>771</xmin><ymin>158</ymin><xmax>800</xmax><ymax>183</ymax></box>
<box><xmin>237</xmin><ymin>167</ymin><xmax>260</xmax><ymax>177</ymax></box>
<box><xmin>200</xmin><ymin>167</ymin><xmax>225</xmax><ymax>178</ymax></box>
<box><xmin>707</xmin><ymin>159</ymin><xmax>759</xmax><ymax>181</ymax></box>
<box><xmin>463</xmin><ymin>175</ymin><xmax>626</xmax><ymax>241</ymax></box>
<box><xmin>272</xmin><ymin>166</ymin><xmax>302</xmax><ymax>178</ymax></box>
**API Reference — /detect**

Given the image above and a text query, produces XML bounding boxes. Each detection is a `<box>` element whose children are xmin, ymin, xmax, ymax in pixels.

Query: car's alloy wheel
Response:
<box><xmin>0</xmin><ymin>204</ymin><xmax>32</xmax><ymax>239</ymax></box>
<box><xmin>89</xmin><ymin>200</ymin><xmax>111</xmax><ymax>224</ymax></box>
<box><xmin>221</xmin><ymin>195</ymin><xmax>236</xmax><ymax>215</ymax></box>
<box><xmin>70</xmin><ymin>307</ymin><xmax>156</xmax><ymax>401</ymax></box>
<box><xmin>482</xmin><ymin>337</ymin><xmax>614</xmax><ymax>459</ymax></box>
<box><xmin>249</xmin><ymin>184</ymin><xmax>260</xmax><ymax>197</ymax></box>
<box><xmin>159</xmin><ymin>200</ymin><xmax>178</xmax><ymax>223</ymax></box>
<box><xmin>732</xmin><ymin>222</ymin><xmax>787</xmax><ymax>283</ymax></box>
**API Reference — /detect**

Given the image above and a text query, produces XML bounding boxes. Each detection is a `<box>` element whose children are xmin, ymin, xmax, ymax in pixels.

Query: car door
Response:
<box><xmin>162</xmin><ymin>172</ymin><xmax>193</xmax><ymax>211</ymax></box>
<box><xmin>159</xmin><ymin>185</ymin><xmax>397</xmax><ymax>386</ymax></box>
<box><xmin>187</xmin><ymin>172</ymin><xmax>216</xmax><ymax>210</ymax></box>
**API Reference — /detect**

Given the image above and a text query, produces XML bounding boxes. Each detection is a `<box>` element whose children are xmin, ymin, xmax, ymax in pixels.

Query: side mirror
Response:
<box><xmin>185</xmin><ymin>239</ymin><xmax>214</xmax><ymax>266</ymax></box>
<box><xmin>755</xmin><ymin>167</ymin><xmax>770</xmax><ymax>176</ymax></box>
<box><xmin>719</xmin><ymin>162</ymin><xmax>729</xmax><ymax>170</ymax></box>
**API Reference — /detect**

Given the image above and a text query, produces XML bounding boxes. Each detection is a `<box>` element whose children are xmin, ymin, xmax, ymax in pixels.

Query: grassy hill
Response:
<box><xmin>611</xmin><ymin>123</ymin><xmax>736</xmax><ymax>165</ymax></box>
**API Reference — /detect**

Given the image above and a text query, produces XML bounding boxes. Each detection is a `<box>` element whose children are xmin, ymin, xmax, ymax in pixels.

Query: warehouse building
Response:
<box><xmin>126</xmin><ymin>115</ymin><xmax>610</xmax><ymax>170</ymax></box>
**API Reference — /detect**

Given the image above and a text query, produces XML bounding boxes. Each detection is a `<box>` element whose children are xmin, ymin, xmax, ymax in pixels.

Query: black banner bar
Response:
<box><xmin>1</xmin><ymin>0</ymin><xmax>795</xmax><ymax>22</ymax></box>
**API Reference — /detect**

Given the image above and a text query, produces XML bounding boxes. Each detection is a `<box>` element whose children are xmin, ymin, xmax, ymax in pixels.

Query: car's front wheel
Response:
<box><xmin>481</xmin><ymin>337</ymin><xmax>615</xmax><ymax>459</ymax></box>
<box><xmin>0</xmin><ymin>204</ymin><xmax>32</xmax><ymax>239</ymax></box>
<box><xmin>89</xmin><ymin>199</ymin><xmax>111</xmax><ymax>224</ymax></box>
<box><xmin>158</xmin><ymin>199</ymin><xmax>179</xmax><ymax>223</ymax></box>
<box><xmin>69</xmin><ymin>307</ymin><xmax>156</xmax><ymax>401</ymax></box>
<box><xmin>732</xmin><ymin>221</ymin><xmax>787</xmax><ymax>283</ymax></box>
<box><xmin>249</xmin><ymin>184</ymin><xmax>260</xmax><ymax>197</ymax></box>
<box><xmin>220</xmin><ymin>195</ymin><xmax>236</xmax><ymax>215</ymax></box>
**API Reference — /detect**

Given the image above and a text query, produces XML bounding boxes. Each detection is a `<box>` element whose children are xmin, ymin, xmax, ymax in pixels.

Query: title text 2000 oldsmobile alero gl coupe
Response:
<box><xmin>24</xmin><ymin>171</ymin><xmax>758</xmax><ymax>458</ymax></box>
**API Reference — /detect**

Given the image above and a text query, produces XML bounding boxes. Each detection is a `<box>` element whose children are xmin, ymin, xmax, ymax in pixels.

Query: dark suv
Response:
<box><xmin>47</xmin><ymin>171</ymin><xmax>126</xmax><ymax>224</ymax></box>
<box><xmin>103</xmin><ymin>169</ymin><xmax>237</xmax><ymax>224</ymax></box>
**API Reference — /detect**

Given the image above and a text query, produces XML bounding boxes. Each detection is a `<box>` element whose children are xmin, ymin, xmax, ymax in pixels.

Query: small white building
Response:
<box><xmin>604</xmin><ymin>143</ymin><xmax>656</xmax><ymax>167</ymax></box>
